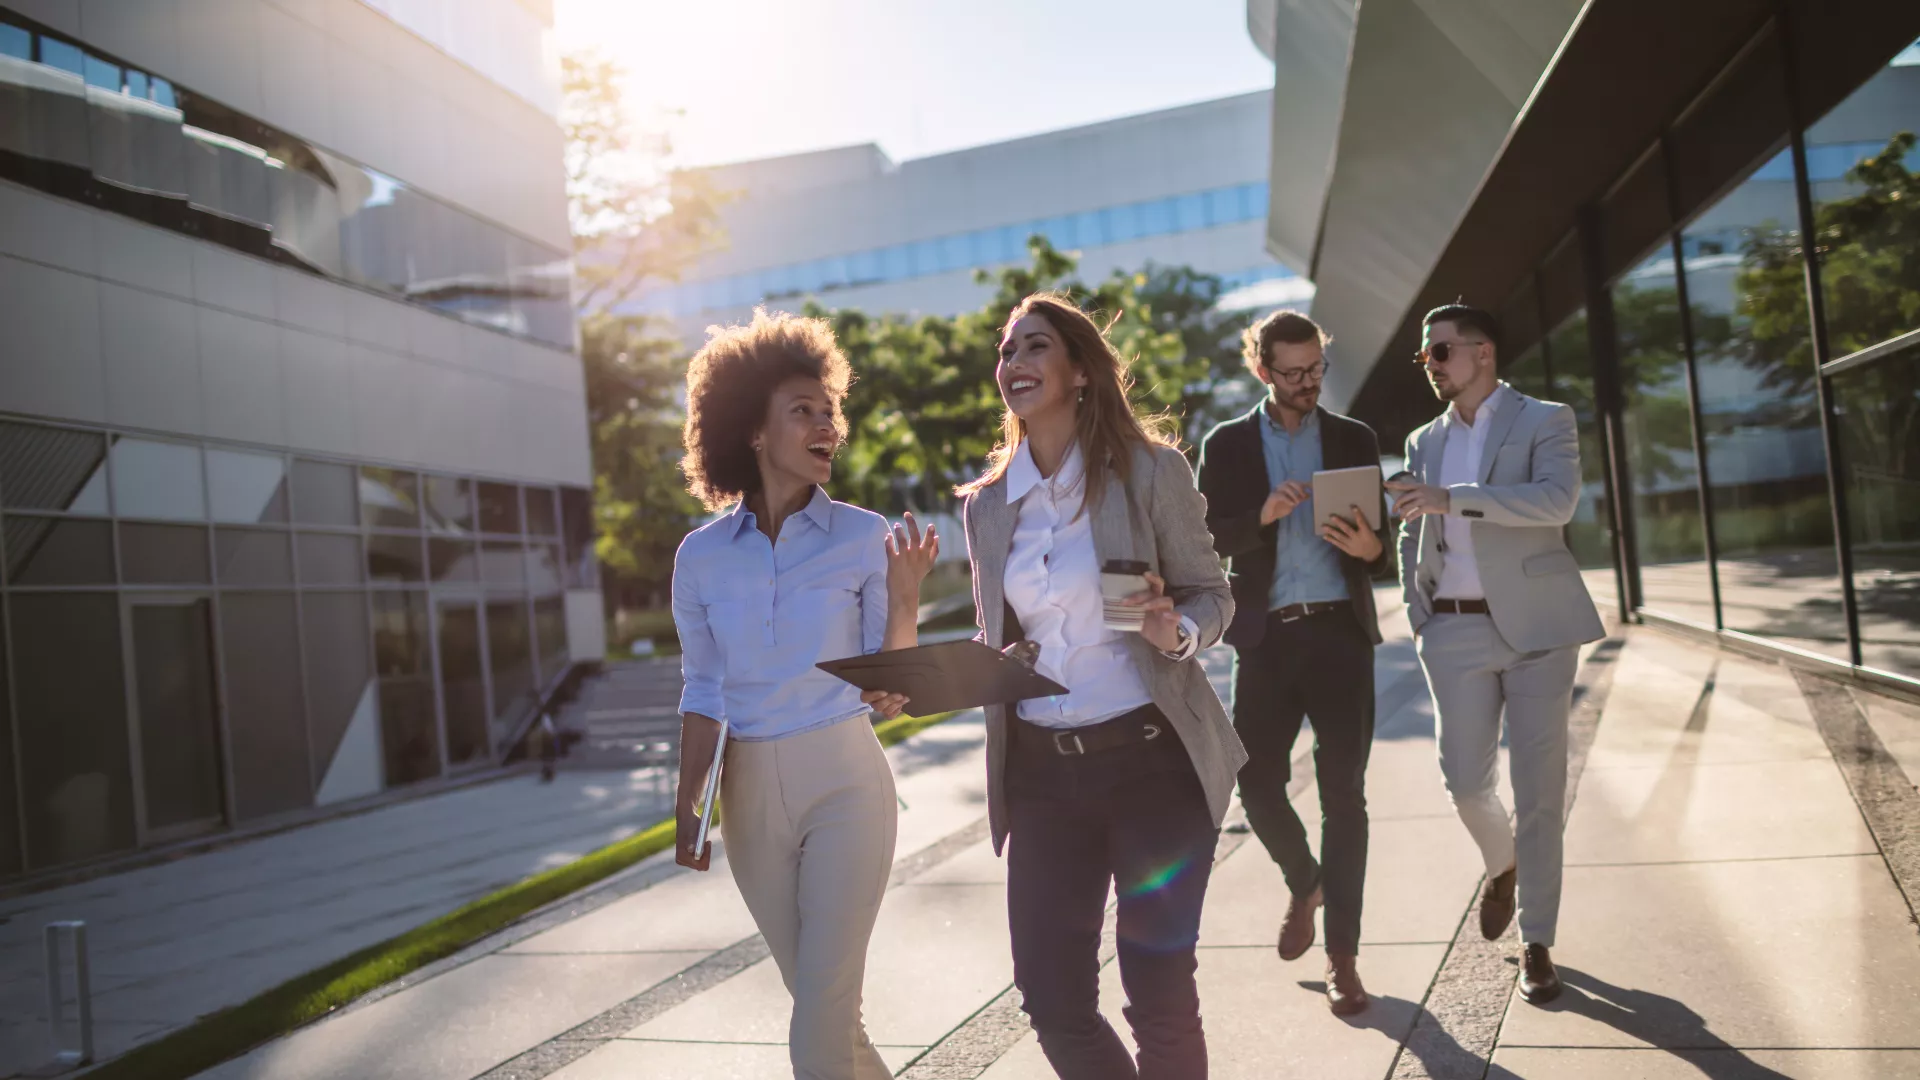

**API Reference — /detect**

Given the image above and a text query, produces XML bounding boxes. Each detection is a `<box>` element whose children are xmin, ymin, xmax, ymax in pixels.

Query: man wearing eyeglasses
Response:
<box><xmin>1386</xmin><ymin>303</ymin><xmax>1604</xmax><ymax>1007</ymax></box>
<box><xmin>1196</xmin><ymin>309</ymin><xmax>1390</xmax><ymax>1017</ymax></box>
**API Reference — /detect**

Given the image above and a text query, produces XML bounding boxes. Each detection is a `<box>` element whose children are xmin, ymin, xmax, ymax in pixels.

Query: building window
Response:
<box><xmin>1543</xmin><ymin>312</ymin><xmax>1616</xmax><ymax>578</ymax></box>
<box><xmin>0</xmin><ymin>9</ymin><xmax>573</xmax><ymax>351</ymax></box>
<box><xmin>1612</xmin><ymin>251</ymin><xmax>1714</xmax><ymax>628</ymax></box>
<box><xmin>1681</xmin><ymin>148</ymin><xmax>1847</xmax><ymax>659</ymax></box>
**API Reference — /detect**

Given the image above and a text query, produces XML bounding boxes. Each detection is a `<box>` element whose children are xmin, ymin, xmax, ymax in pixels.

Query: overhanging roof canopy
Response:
<box><xmin>1257</xmin><ymin>0</ymin><xmax>1584</xmax><ymax>411</ymax></box>
<box><xmin>1248</xmin><ymin>0</ymin><xmax>1356</xmax><ymax>275</ymax></box>
<box><xmin>1348</xmin><ymin>0</ymin><xmax>1920</xmax><ymax>441</ymax></box>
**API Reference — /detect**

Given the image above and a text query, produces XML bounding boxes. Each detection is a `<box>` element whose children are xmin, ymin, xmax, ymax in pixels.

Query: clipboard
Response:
<box><xmin>818</xmin><ymin>639</ymin><xmax>1067</xmax><ymax>716</ymax></box>
<box><xmin>692</xmin><ymin>719</ymin><xmax>727</xmax><ymax>857</ymax></box>
<box><xmin>1311</xmin><ymin>465</ymin><xmax>1383</xmax><ymax>532</ymax></box>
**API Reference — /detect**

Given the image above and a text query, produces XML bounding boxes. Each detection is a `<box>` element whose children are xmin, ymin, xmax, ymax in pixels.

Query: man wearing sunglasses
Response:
<box><xmin>1196</xmin><ymin>309</ymin><xmax>1390</xmax><ymax>1018</ymax></box>
<box><xmin>1386</xmin><ymin>303</ymin><xmax>1604</xmax><ymax>1007</ymax></box>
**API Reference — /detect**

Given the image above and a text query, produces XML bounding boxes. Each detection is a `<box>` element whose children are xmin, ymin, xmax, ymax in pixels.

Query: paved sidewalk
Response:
<box><xmin>0</xmin><ymin>768</ymin><xmax>676</xmax><ymax>1078</ymax></box>
<box><xmin>168</xmin><ymin>585</ymin><xmax>1920</xmax><ymax>1079</ymax></box>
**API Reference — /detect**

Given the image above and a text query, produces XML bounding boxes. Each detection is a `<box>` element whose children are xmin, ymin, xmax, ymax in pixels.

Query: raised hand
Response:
<box><xmin>885</xmin><ymin>511</ymin><xmax>940</xmax><ymax>596</ymax></box>
<box><xmin>1261</xmin><ymin>480</ymin><xmax>1311</xmax><ymax>525</ymax></box>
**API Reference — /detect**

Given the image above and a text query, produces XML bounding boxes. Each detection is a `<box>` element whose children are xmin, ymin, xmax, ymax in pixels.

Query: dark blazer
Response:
<box><xmin>1197</xmin><ymin>404</ymin><xmax>1391</xmax><ymax>649</ymax></box>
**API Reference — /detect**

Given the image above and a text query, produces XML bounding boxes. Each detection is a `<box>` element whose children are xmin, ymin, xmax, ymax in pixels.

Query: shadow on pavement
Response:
<box><xmin>1292</xmin><ymin>985</ymin><xmax>1488</xmax><ymax>1077</ymax></box>
<box><xmin>1484</xmin><ymin>966</ymin><xmax>1797</xmax><ymax>1080</ymax></box>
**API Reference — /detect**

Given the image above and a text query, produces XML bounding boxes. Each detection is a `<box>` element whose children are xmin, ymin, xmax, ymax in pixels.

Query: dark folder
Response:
<box><xmin>818</xmin><ymin>639</ymin><xmax>1067</xmax><ymax>716</ymax></box>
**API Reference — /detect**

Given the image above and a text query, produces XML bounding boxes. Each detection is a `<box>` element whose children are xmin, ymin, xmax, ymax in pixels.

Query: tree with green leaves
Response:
<box><xmin>563</xmin><ymin>51</ymin><xmax>719</xmax><ymax>610</ymax></box>
<box><xmin>816</xmin><ymin>237</ymin><xmax>1254</xmax><ymax>515</ymax></box>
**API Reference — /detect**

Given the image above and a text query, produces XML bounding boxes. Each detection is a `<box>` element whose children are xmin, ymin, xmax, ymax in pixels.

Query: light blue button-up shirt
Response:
<box><xmin>1260</xmin><ymin>407</ymin><xmax>1350</xmax><ymax>611</ymax></box>
<box><xmin>671</xmin><ymin>486</ymin><xmax>891</xmax><ymax>741</ymax></box>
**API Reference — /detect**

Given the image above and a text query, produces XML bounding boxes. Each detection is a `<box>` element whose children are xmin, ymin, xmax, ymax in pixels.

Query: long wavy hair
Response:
<box><xmin>955</xmin><ymin>292</ymin><xmax>1178</xmax><ymax>512</ymax></box>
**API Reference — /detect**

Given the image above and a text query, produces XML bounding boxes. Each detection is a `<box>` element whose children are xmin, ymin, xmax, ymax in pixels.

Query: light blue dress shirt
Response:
<box><xmin>1259</xmin><ymin>407</ymin><xmax>1350</xmax><ymax>611</ymax></box>
<box><xmin>671</xmin><ymin>487</ymin><xmax>891</xmax><ymax>742</ymax></box>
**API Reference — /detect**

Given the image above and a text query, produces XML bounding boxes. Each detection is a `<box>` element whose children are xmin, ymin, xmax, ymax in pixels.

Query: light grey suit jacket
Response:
<box><xmin>962</xmin><ymin>441</ymin><xmax>1246</xmax><ymax>855</ymax></box>
<box><xmin>1398</xmin><ymin>385</ymin><xmax>1605</xmax><ymax>652</ymax></box>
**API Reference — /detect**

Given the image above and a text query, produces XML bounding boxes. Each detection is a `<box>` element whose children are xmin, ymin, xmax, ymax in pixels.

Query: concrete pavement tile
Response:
<box><xmin>1584</xmin><ymin>649</ymin><xmax>1829</xmax><ymax>770</ymax></box>
<box><xmin>195</xmin><ymin>950</ymin><xmax>706</xmax><ymax>1080</ymax></box>
<box><xmin>1852</xmin><ymin>689</ymin><xmax>1920</xmax><ymax>790</ymax></box>
<box><xmin>907</xmin><ymin>836</ymin><xmax>1007</xmax><ymax>885</ymax></box>
<box><xmin>1565</xmin><ymin>757</ymin><xmax>1877</xmax><ymax>865</ymax></box>
<box><xmin>980</xmin><ymin>943</ymin><xmax>1448</xmax><ymax>1079</ymax></box>
<box><xmin>628</xmin><ymin>880</ymin><xmax>1012</xmax><ymax>1049</ymax></box>
<box><xmin>1496</xmin><ymin>857</ymin><xmax>1920</xmax><ymax>1050</ymax></box>
<box><xmin>1489</xmin><ymin>1047</ymin><xmax>1920</xmax><ymax>1079</ymax></box>
<box><xmin>545</xmin><ymin>1039</ymin><xmax>927</xmax><ymax>1078</ymax></box>
<box><xmin>504</xmin><ymin>860</ymin><xmax>759</xmax><ymax>954</ymax></box>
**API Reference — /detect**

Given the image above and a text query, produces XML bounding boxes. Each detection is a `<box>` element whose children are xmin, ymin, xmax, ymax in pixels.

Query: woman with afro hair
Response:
<box><xmin>670</xmin><ymin>309</ymin><xmax>937</xmax><ymax>1080</ymax></box>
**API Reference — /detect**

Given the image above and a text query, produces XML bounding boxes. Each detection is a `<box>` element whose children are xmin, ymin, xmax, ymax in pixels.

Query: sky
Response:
<box><xmin>552</xmin><ymin>0</ymin><xmax>1275</xmax><ymax>170</ymax></box>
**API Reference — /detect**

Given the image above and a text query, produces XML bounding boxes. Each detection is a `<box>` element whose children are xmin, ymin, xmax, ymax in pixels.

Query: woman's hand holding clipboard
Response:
<box><xmin>675</xmin><ymin>713</ymin><xmax>727</xmax><ymax>871</ymax></box>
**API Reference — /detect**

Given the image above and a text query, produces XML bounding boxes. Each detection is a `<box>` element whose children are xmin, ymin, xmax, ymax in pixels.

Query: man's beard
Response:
<box><xmin>1432</xmin><ymin>379</ymin><xmax>1459</xmax><ymax>402</ymax></box>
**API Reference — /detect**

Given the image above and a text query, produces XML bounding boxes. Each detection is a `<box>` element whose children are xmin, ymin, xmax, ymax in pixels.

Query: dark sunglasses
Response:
<box><xmin>1415</xmin><ymin>339</ymin><xmax>1485</xmax><ymax>365</ymax></box>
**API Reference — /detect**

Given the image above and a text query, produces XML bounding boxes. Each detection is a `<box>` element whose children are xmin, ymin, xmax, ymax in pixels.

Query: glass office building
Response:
<box><xmin>1284</xmin><ymin>1</ymin><xmax>1920</xmax><ymax>691</ymax></box>
<box><xmin>0</xmin><ymin>2</ymin><xmax>599</xmax><ymax>881</ymax></box>
<box><xmin>637</xmin><ymin>91</ymin><xmax>1308</xmax><ymax>343</ymax></box>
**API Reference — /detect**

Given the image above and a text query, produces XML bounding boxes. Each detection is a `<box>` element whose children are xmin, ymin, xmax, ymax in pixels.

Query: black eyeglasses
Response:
<box><xmin>1266</xmin><ymin>359</ymin><xmax>1328</xmax><ymax>386</ymax></box>
<box><xmin>1415</xmin><ymin>340</ymin><xmax>1486</xmax><ymax>365</ymax></box>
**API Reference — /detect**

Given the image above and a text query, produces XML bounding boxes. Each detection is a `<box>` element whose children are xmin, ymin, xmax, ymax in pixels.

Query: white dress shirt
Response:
<box><xmin>1434</xmin><ymin>384</ymin><xmax>1511</xmax><ymax>601</ymax></box>
<box><xmin>1003</xmin><ymin>442</ymin><xmax>1194</xmax><ymax>729</ymax></box>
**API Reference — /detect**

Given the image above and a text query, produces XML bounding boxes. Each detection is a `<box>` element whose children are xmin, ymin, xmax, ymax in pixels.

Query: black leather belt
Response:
<box><xmin>1269</xmin><ymin>600</ymin><xmax>1350</xmax><ymax>623</ymax></box>
<box><xmin>1016</xmin><ymin>705</ymin><xmax>1169</xmax><ymax>757</ymax></box>
<box><xmin>1432</xmin><ymin>598</ymin><xmax>1490</xmax><ymax>614</ymax></box>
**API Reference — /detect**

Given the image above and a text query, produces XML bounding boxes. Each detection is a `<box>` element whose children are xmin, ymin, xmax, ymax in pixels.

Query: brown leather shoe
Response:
<box><xmin>1277</xmin><ymin>884</ymin><xmax>1322</xmax><ymax>961</ymax></box>
<box><xmin>1326</xmin><ymin>952</ymin><xmax>1370</xmax><ymax>1016</ymax></box>
<box><xmin>1479</xmin><ymin>866</ymin><xmax>1517</xmax><ymax>940</ymax></box>
<box><xmin>1518</xmin><ymin>943</ymin><xmax>1562</xmax><ymax>1004</ymax></box>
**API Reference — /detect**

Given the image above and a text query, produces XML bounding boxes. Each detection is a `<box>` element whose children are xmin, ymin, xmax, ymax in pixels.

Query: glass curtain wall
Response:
<box><xmin>1545</xmin><ymin>312</ymin><xmax>1619</xmax><ymax>577</ymax></box>
<box><xmin>1809</xmin><ymin>43</ymin><xmax>1920</xmax><ymax>675</ymax></box>
<box><xmin>1613</xmin><ymin>251</ymin><xmax>1715</xmax><ymax>626</ymax></box>
<box><xmin>0</xmin><ymin>418</ymin><xmax>587</xmax><ymax>876</ymax></box>
<box><xmin>1680</xmin><ymin>147</ymin><xmax>1848</xmax><ymax>658</ymax></box>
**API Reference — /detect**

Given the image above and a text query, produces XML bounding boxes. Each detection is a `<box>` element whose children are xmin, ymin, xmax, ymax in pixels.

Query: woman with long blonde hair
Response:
<box><xmin>955</xmin><ymin>293</ymin><xmax>1242</xmax><ymax>1079</ymax></box>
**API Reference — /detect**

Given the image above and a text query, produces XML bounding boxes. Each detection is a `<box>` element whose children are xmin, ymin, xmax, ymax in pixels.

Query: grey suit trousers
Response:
<box><xmin>1415</xmin><ymin>613</ymin><xmax>1575</xmax><ymax>946</ymax></box>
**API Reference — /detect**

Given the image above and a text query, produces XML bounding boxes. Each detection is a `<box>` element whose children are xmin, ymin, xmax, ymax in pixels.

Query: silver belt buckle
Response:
<box><xmin>1053</xmin><ymin>730</ymin><xmax>1086</xmax><ymax>756</ymax></box>
<box><xmin>1279</xmin><ymin>606</ymin><xmax>1303</xmax><ymax>623</ymax></box>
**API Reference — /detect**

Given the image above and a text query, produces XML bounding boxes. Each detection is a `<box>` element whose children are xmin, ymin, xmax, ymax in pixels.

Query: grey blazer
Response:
<box><xmin>1398</xmin><ymin>384</ymin><xmax>1605</xmax><ymax>652</ymax></box>
<box><xmin>962</xmin><ymin>441</ymin><xmax>1246</xmax><ymax>855</ymax></box>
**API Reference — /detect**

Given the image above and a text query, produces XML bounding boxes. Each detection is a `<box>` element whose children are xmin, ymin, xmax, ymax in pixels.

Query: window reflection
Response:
<box><xmin>0</xmin><ymin>423</ymin><xmax>110</xmax><ymax>514</ymax></box>
<box><xmin>644</xmin><ymin>179</ymin><xmax>1283</xmax><ymax>316</ymax></box>
<box><xmin>111</xmin><ymin>438</ymin><xmax>205</xmax><ymax>521</ymax></box>
<box><xmin>1683</xmin><ymin>148</ymin><xmax>1847</xmax><ymax>658</ymax></box>
<box><xmin>0</xmin><ymin>12</ymin><xmax>573</xmax><ymax>350</ymax></box>
<box><xmin>1834</xmin><ymin>341</ymin><xmax>1920</xmax><ymax>676</ymax></box>
<box><xmin>1613</xmin><ymin>251</ymin><xmax>1714</xmax><ymax>626</ymax></box>
<box><xmin>1545</xmin><ymin>312</ymin><xmax>1618</xmax><ymax>578</ymax></box>
<box><xmin>1805</xmin><ymin>41</ymin><xmax>1920</xmax><ymax>359</ymax></box>
<box><xmin>207</xmin><ymin>449</ymin><xmax>289</xmax><ymax>524</ymax></box>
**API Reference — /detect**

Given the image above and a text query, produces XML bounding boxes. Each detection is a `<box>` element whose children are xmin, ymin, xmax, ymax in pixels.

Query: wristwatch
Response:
<box><xmin>1164</xmin><ymin>617</ymin><xmax>1195</xmax><ymax>660</ymax></box>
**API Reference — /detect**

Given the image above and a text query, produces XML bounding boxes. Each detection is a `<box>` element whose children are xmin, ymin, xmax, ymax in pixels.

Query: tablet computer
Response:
<box><xmin>1311</xmin><ymin>465</ymin><xmax>1383</xmax><ymax>533</ymax></box>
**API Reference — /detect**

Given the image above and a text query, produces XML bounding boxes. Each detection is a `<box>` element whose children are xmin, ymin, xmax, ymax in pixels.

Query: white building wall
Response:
<box><xmin>0</xmin><ymin>180</ymin><xmax>591</xmax><ymax>486</ymax></box>
<box><xmin>657</xmin><ymin>92</ymin><xmax>1283</xmax><ymax>340</ymax></box>
<box><xmin>697</xmin><ymin>219</ymin><xmax>1277</xmax><ymax>331</ymax></box>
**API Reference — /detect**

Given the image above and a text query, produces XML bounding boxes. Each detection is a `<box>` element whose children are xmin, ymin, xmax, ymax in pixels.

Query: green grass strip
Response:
<box><xmin>85</xmin><ymin>709</ymin><xmax>966</xmax><ymax>1079</ymax></box>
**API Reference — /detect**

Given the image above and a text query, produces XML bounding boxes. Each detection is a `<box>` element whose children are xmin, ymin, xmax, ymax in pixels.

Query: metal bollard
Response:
<box><xmin>44</xmin><ymin>921</ymin><xmax>93</xmax><ymax>1067</ymax></box>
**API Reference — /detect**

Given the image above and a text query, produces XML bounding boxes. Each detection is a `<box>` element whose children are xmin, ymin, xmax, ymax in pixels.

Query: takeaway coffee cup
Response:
<box><xmin>1100</xmin><ymin>560</ymin><xmax>1152</xmax><ymax>632</ymax></box>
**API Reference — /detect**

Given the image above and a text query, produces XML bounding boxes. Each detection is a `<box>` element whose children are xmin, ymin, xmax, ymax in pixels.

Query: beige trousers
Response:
<box><xmin>722</xmin><ymin>715</ymin><xmax>899</xmax><ymax>1080</ymax></box>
